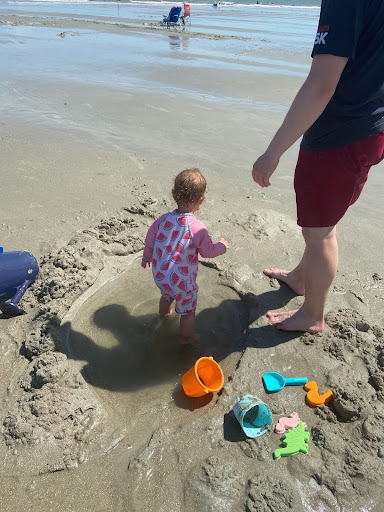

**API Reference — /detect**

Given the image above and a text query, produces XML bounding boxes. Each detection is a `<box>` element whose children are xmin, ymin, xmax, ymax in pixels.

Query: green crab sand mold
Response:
<box><xmin>274</xmin><ymin>422</ymin><xmax>310</xmax><ymax>459</ymax></box>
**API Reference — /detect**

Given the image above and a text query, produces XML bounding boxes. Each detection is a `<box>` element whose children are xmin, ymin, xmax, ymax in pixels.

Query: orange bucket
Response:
<box><xmin>182</xmin><ymin>357</ymin><xmax>224</xmax><ymax>397</ymax></box>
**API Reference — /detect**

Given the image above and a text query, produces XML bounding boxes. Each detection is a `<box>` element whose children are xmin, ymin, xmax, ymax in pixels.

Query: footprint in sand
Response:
<box><xmin>227</xmin><ymin>210</ymin><xmax>297</xmax><ymax>241</ymax></box>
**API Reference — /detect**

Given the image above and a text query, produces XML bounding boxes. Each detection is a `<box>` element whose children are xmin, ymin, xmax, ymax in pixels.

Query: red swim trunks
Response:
<box><xmin>294</xmin><ymin>131</ymin><xmax>384</xmax><ymax>227</ymax></box>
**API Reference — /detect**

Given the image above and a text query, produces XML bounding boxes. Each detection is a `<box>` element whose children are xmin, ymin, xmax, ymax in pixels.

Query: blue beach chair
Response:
<box><xmin>162</xmin><ymin>6</ymin><xmax>182</xmax><ymax>28</ymax></box>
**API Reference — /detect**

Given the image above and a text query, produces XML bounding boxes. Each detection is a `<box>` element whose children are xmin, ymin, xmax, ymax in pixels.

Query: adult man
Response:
<box><xmin>252</xmin><ymin>0</ymin><xmax>384</xmax><ymax>333</ymax></box>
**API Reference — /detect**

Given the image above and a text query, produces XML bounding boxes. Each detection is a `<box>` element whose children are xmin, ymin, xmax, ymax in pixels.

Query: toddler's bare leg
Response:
<box><xmin>179</xmin><ymin>312</ymin><xmax>198</xmax><ymax>344</ymax></box>
<box><xmin>159</xmin><ymin>296</ymin><xmax>172</xmax><ymax>318</ymax></box>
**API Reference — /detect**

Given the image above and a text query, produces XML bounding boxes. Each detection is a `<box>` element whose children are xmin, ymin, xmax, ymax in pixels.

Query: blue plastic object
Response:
<box><xmin>263</xmin><ymin>372</ymin><xmax>308</xmax><ymax>393</ymax></box>
<box><xmin>233</xmin><ymin>394</ymin><xmax>272</xmax><ymax>438</ymax></box>
<box><xmin>0</xmin><ymin>247</ymin><xmax>39</xmax><ymax>316</ymax></box>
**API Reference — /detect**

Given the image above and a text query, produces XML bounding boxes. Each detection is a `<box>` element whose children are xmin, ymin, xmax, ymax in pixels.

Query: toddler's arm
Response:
<box><xmin>190</xmin><ymin>219</ymin><xmax>228</xmax><ymax>258</ymax></box>
<box><xmin>142</xmin><ymin>213</ymin><xmax>168</xmax><ymax>267</ymax></box>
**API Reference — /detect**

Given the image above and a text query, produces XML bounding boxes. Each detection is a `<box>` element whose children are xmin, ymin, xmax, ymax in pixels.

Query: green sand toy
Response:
<box><xmin>274</xmin><ymin>422</ymin><xmax>309</xmax><ymax>459</ymax></box>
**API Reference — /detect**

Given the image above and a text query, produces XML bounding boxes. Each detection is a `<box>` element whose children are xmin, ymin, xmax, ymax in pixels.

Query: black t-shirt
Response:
<box><xmin>301</xmin><ymin>0</ymin><xmax>384</xmax><ymax>152</ymax></box>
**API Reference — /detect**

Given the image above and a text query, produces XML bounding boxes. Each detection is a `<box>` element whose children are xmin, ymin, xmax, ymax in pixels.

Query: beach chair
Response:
<box><xmin>162</xmin><ymin>6</ymin><xmax>182</xmax><ymax>28</ymax></box>
<box><xmin>181</xmin><ymin>3</ymin><xmax>191</xmax><ymax>26</ymax></box>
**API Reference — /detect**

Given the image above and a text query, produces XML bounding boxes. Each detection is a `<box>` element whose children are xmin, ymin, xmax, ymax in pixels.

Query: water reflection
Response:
<box><xmin>168</xmin><ymin>35</ymin><xmax>189</xmax><ymax>51</ymax></box>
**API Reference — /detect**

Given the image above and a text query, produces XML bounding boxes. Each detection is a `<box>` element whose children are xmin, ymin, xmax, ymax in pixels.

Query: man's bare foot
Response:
<box><xmin>267</xmin><ymin>310</ymin><xmax>296</xmax><ymax>322</ymax></box>
<box><xmin>264</xmin><ymin>268</ymin><xmax>305</xmax><ymax>296</ymax></box>
<box><xmin>267</xmin><ymin>308</ymin><xmax>324</xmax><ymax>333</ymax></box>
<box><xmin>179</xmin><ymin>333</ymin><xmax>200</xmax><ymax>345</ymax></box>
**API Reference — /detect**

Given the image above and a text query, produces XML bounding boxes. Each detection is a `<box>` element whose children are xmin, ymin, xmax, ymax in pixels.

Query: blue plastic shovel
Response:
<box><xmin>263</xmin><ymin>372</ymin><xmax>308</xmax><ymax>393</ymax></box>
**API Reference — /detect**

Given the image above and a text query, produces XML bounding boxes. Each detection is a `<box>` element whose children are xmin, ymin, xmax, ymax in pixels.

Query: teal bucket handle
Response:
<box><xmin>284</xmin><ymin>377</ymin><xmax>308</xmax><ymax>386</ymax></box>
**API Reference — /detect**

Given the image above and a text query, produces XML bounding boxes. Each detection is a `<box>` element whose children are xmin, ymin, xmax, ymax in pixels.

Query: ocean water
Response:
<box><xmin>1</xmin><ymin>0</ymin><xmax>321</xmax><ymax>7</ymax></box>
<box><xmin>0</xmin><ymin>0</ymin><xmax>320</xmax><ymax>83</ymax></box>
<box><xmin>0</xmin><ymin>0</ymin><xmax>321</xmax><ymax>51</ymax></box>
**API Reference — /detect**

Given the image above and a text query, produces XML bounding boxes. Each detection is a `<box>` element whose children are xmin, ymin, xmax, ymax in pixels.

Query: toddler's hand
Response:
<box><xmin>219</xmin><ymin>238</ymin><xmax>229</xmax><ymax>249</ymax></box>
<box><xmin>141</xmin><ymin>260</ymin><xmax>151</xmax><ymax>269</ymax></box>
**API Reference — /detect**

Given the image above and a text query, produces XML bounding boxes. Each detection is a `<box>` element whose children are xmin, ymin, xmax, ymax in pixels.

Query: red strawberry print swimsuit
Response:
<box><xmin>143</xmin><ymin>211</ymin><xmax>226</xmax><ymax>315</ymax></box>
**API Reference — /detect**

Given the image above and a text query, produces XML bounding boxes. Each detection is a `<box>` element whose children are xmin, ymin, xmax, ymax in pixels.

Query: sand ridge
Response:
<box><xmin>0</xmin><ymin>15</ymin><xmax>250</xmax><ymax>40</ymax></box>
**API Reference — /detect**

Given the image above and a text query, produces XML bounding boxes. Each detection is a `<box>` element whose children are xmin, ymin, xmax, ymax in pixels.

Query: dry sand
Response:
<box><xmin>0</xmin><ymin>6</ymin><xmax>383</xmax><ymax>512</ymax></box>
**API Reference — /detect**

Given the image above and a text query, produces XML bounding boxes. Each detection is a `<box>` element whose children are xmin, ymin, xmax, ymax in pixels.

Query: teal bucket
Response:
<box><xmin>233</xmin><ymin>394</ymin><xmax>272</xmax><ymax>438</ymax></box>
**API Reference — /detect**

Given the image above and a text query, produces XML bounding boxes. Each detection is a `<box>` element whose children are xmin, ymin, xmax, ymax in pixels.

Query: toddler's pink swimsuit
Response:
<box><xmin>143</xmin><ymin>210</ymin><xmax>226</xmax><ymax>315</ymax></box>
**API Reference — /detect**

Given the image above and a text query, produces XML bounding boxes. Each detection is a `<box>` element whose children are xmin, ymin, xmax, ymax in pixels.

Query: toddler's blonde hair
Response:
<box><xmin>172</xmin><ymin>168</ymin><xmax>207</xmax><ymax>206</ymax></box>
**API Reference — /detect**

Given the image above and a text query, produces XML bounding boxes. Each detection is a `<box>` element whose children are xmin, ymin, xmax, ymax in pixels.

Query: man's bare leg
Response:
<box><xmin>267</xmin><ymin>226</ymin><xmax>338</xmax><ymax>333</ymax></box>
<box><xmin>264</xmin><ymin>248</ymin><xmax>307</xmax><ymax>296</ymax></box>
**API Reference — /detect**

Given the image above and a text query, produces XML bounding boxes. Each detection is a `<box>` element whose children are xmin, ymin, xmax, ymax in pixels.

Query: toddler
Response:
<box><xmin>142</xmin><ymin>168</ymin><xmax>229</xmax><ymax>344</ymax></box>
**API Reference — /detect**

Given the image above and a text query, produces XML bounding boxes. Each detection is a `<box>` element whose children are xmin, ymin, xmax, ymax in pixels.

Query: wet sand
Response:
<box><xmin>0</xmin><ymin>3</ymin><xmax>383</xmax><ymax>511</ymax></box>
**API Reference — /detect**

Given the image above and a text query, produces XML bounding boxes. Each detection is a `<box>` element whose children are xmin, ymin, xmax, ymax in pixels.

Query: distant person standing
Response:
<box><xmin>252</xmin><ymin>0</ymin><xmax>384</xmax><ymax>333</ymax></box>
